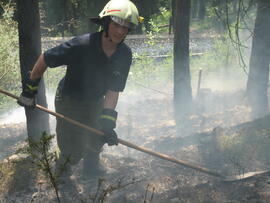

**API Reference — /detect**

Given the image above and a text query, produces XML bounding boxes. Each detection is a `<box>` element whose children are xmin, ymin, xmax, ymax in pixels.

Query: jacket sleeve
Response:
<box><xmin>43</xmin><ymin>34</ymin><xmax>89</xmax><ymax>68</ymax></box>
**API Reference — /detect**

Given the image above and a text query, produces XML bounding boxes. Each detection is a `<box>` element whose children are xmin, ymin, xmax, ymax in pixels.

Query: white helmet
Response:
<box><xmin>91</xmin><ymin>0</ymin><xmax>144</xmax><ymax>28</ymax></box>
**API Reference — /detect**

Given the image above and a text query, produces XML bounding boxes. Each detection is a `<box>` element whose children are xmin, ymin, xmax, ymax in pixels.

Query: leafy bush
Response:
<box><xmin>147</xmin><ymin>7</ymin><xmax>171</xmax><ymax>35</ymax></box>
<box><xmin>125</xmin><ymin>57</ymin><xmax>173</xmax><ymax>97</ymax></box>
<box><xmin>0</xmin><ymin>5</ymin><xmax>21</xmax><ymax>110</ymax></box>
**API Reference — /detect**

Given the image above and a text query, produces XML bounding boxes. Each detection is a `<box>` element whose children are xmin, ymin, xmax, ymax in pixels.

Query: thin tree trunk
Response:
<box><xmin>246</xmin><ymin>0</ymin><xmax>270</xmax><ymax>118</ymax></box>
<box><xmin>198</xmin><ymin>0</ymin><xmax>206</xmax><ymax>20</ymax></box>
<box><xmin>17</xmin><ymin>0</ymin><xmax>50</xmax><ymax>142</ymax></box>
<box><xmin>192</xmin><ymin>0</ymin><xmax>199</xmax><ymax>19</ymax></box>
<box><xmin>173</xmin><ymin>0</ymin><xmax>193</xmax><ymax>130</ymax></box>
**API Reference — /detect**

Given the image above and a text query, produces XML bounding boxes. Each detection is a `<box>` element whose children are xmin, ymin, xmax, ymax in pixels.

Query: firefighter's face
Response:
<box><xmin>107</xmin><ymin>21</ymin><xmax>129</xmax><ymax>44</ymax></box>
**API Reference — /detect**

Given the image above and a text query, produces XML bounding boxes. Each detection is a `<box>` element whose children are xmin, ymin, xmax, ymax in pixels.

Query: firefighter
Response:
<box><xmin>18</xmin><ymin>0</ymin><xmax>143</xmax><ymax>178</ymax></box>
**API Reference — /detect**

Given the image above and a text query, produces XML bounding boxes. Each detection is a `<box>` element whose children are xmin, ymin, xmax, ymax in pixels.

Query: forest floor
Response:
<box><xmin>1</xmin><ymin>87</ymin><xmax>270</xmax><ymax>202</ymax></box>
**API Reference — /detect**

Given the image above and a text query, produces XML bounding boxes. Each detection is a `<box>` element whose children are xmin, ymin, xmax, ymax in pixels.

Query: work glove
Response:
<box><xmin>99</xmin><ymin>108</ymin><xmax>118</xmax><ymax>146</ymax></box>
<box><xmin>17</xmin><ymin>72</ymin><xmax>40</xmax><ymax>108</ymax></box>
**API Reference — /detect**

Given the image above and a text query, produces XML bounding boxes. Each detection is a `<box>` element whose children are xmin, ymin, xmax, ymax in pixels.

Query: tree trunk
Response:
<box><xmin>17</xmin><ymin>0</ymin><xmax>50</xmax><ymax>142</ymax></box>
<box><xmin>170</xmin><ymin>0</ymin><xmax>177</xmax><ymax>35</ymax></box>
<box><xmin>198</xmin><ymin>0</ymin><xmax>206</xmax><ymax>20</ymax></box>
<box><xmin>191</xmin><ymin>0</ymin><xmax>199</xmax><ymax>19</ymax></box>
<box><xmin>246</xmin><ymin>0</ymin><xmax>270</xmax><ymax>119</ymax></box>
<box><xmin>173</xmin><ymin>0</ymin><xmax>193</xmax><ymax>131</ymax></box>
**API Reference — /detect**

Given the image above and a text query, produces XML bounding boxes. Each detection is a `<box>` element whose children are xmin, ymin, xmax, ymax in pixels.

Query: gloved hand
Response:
<box><xmin>99</xmin><ymin>108</ymin><xmax>118</xmax><ymax>146</ymax></box>
<box><xmin>101</xmin><ymin>129</ymin><xmax>118</xmax><ymax>146</ymax></box>
<box><xmin>17</xmin><ymin>72</ymin><xmax>40</xmax><ymax>108</ymax></box>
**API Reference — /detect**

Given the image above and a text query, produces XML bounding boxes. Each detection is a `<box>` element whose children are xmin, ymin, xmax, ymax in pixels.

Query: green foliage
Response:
<box><xmin>191</xmin><ymin>18</ymin><xmax>213</xmax><ymax>31</ymax></box>
<box><xmin>128</xmin><ymin>6</ymin><xmax>173</xmax><ymax>94</ymax></box>
<box><xmin>40</xmin><ymin>0</ymin><xmax>106</xmax><ymax>36</ymax></box>
<box><xmin>128</xmin><ymin>5</ymin><xmax>173</xmax><ymax>90</ymax></box>
<box><xmin>40</xmin><ymin>0</ymin><xmax>170</xmax><ymax>36</ymax></box>
<box><xmin>189</xmin><ymin>1</ymin><xmax>256</xmax><ymax>84</ymax></box>
<box><xmin>147</xmin><ymin>7</ymin><xmax>171</xmax><ymax>34</ymax></box>
<box><xmin>0</xmin><ymin>5</ymin><xmax>20</xmax><ymax>110</ymax></box>
<box><xmin>127</xmin><ymin>54</ymin><xmax>173</xmax><ymax>94</ymax></box>
<box><xmin>26</xmin><ymin>132</ymin><xmax>69</xmax><ymax>203</ymax></box>
<box><xmin>190</xmin><ymin>0</ymin><xmax>256</xmax><ymax>35</ymax></box>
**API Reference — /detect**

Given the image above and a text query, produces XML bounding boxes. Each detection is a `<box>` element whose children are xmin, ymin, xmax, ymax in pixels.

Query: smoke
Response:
<box><xmin>199</xmin><ymin>69</ymin><xmax>247</xmax><ymax>92</ymax></box>
<box><xmin>0</xmin><ymin>92</ymin><xmax>56</xmax><ymax>125</ymax></box>
<box><xmin>0</xmin><ymin>107</ymin><xmax>26</xmax><ymax>124</ymax></box>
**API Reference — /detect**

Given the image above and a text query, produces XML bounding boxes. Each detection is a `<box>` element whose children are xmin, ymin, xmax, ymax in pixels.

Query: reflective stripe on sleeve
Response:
<box><xmin>100</xmin><ymin>115</ymin><xmax>117</xmax><ymax>122</ymax></box>
<box><xmin>26</xmin><ymin>84</ymin><xmax>38</xmax><ymax>91</ymax></box>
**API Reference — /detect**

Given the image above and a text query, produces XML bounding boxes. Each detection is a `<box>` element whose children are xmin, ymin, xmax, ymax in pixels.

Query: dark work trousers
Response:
<box><xmin>54</xmin><ymin>90</ymin><xmax>104</xmax><ymax>168</ymax></box>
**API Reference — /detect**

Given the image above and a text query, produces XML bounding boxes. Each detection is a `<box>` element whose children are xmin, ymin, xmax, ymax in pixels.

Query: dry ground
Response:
<box><xmin>1</xmin><ymin>89</ymin><xmax>270</xmax><ymax>202</ymax></box>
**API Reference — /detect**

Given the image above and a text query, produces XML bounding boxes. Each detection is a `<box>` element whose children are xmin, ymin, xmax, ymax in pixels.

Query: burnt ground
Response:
<box><xmin>1</xmin><ymin>89</ymin><xmax>270</xmax><ymax>202</ymax></box>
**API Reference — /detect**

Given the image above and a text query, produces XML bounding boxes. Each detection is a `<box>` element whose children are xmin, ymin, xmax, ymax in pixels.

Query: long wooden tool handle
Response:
<box><xmin>0</xmin><ymin>88</ymin><xmax>224</xmax><ymax>178</ymax></box>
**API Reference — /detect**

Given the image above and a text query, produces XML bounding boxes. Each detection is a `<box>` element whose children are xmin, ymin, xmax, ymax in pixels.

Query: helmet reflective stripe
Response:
<box><xmin>111</xmin><ymin>16</ymin><xmax>131</xmax><ymax>28</ymax></box>
<box><xmin>107</xmin><ymin>9</ymin><xmax>121</xmax><ymax>13</ymax></box>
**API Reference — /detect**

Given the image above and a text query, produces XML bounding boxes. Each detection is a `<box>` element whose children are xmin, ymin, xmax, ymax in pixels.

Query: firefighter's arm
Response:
<box><xmin>99</xmin><ymin>90</ymin><xmax>120</xmax><ymax>146</ymax></box>
<box><xmin>30</xmin><ymin>54</ymin><xmax>48</xmax><ymax>80</ymax></box>
<box><xmin>103</xmin><ymin>90</ymin><xmax>119</xmax><ymax>109</ymax></box>
<box><xmin>17</xmin><ymin>54</ymin><xmax>48</xmax><ymax>107</ymax></box>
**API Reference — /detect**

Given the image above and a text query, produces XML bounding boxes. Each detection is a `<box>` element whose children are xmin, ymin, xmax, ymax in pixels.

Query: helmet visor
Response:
<box><xmin>111</xmin><ymin>16</ymin><xmax>132</xmax><ymax>28</ymax></box>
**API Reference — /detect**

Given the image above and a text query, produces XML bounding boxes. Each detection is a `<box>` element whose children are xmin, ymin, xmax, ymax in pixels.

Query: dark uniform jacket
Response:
<box><xmin>44</xmin><ymin>31</ymin><xmax>132</xmax><ymax>101</ymax></box>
